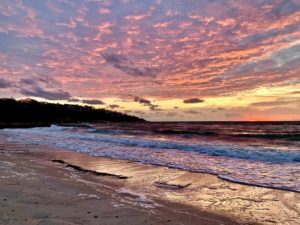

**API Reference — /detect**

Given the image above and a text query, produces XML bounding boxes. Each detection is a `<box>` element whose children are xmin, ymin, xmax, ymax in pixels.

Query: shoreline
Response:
<box><xmin>53</xmin><ymin>150</ymin><xmax>300</xmax><ymax>194</ymax></box>
<box><xmin>1</xmin><ymin>137</ymin><xmax>299</xmax><ymax>224</ymax></box>
<box><xmin>0</xmin><ymin>139</ymin><xmax>240</xmax><ymax>225</ymax></box>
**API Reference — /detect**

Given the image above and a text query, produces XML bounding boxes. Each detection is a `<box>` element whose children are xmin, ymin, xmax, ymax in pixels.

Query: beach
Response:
<box><xmin>1</xmin><ymin>134</ymin><xmax>299</xmax><ymax>225</ymax></box>
<box><xmin>1</xmin><ymin>0</ymin><xmax>300</xmax><ymax>224</ymax></box>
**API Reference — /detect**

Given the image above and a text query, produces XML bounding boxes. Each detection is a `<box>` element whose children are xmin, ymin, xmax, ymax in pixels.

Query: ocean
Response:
<box><xmin>2</xmin><ymin>121</ymin><xmax>300</xmax><ymax>192</ymax></box>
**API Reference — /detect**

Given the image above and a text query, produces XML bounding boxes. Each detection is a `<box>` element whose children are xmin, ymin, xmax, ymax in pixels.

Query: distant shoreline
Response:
<box><xmin>1</xmin><ymin>120</ymin><xmax>299</xmax><ymax>130</ymax></box>
<box><xmin>0</xmin><ymin>121</ymin><xmax>148</xmax><ymax>129</ymax></box>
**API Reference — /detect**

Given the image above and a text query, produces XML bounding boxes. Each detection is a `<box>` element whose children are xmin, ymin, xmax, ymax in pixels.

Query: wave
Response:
<box><xmin>235</xmin><ymin>133</ymin><xmax>300</xmax><ymax>141</ymax></box>
<box><xmin>32</xmin><ymin>125</ymin><xmax>74</xmax><ymax>132</ymax></box>
<box><xmin>159</xmin><ymin>129</ymin><xmax>216</xmax><ymax>136</ymax></box>
<box><xmin>218</xmin><ymin>175</ymin><xmax>300</xmax><ymax>193</ymax></box>
<box><xmin>2</xmin><ymin>125</ymin><xmax>300</xmax><ymax>192</ymax></box>
<box><xmin>4</xmin><ymin>125</ymin><xmax>300</xmax><ymax>163</ymax></box>
<box><xmin>85</xmin><ymin>124</ymin><xmax>300</xmax><ymax>143</ymax></box>
<box><xmin>156</xmin><ymin>129</ymin><xmax>300</xmax><ymax>142</ymax></box>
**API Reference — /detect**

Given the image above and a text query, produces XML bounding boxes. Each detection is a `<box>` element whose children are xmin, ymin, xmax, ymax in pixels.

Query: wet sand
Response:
<box><xmin>0</xmin><ymin>138</ymin><xmax>299</xmax><ymax>225</ymax></box>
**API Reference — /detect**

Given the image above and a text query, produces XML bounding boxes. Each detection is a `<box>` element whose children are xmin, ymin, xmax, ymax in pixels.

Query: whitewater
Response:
<box><xmin>2</xmin><ymin>122</ymin><xmax>300</xmax><ymax>192</ymax></box>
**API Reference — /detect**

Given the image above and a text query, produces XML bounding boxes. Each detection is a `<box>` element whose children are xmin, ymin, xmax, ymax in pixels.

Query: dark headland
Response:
<box><xmin>0</xmin><ymin>98</ymin><xmax>144</xmax><ymax>128</ymax></box>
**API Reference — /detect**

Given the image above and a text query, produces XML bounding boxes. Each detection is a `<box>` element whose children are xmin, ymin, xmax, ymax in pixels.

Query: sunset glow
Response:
<box><xmin>0</xmin><ymin>0</ymin><xmax>299</xmax><ymax>121</ymax></box>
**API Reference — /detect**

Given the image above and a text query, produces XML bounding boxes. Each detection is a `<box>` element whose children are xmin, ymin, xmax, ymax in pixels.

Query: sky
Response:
<box><xmin>0</xmin><ymin>0</ymin><xmax>300</xmax><ymax>121</ymax></box>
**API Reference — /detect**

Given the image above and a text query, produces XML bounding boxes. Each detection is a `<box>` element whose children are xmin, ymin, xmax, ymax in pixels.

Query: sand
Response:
<box><xmin>0</xmin><ymin>137</ymin><xmax>299</xmax><ymax>225</ymax></box>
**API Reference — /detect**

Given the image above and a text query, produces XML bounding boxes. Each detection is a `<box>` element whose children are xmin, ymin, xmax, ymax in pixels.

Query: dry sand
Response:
<box><xmin>0</xmin><ymin>137</ymin><xmax>299</xmax><ymax>225</ymax></box>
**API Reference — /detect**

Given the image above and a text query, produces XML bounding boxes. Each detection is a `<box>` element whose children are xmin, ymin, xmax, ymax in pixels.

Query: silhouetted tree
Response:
<box><xmin>0</xmin><ymin>98</ymin><xmax>144</xmax><ymax>128</ymax></box>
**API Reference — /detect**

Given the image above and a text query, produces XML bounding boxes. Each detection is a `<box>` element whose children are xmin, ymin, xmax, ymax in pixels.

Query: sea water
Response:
<box><xmin>2</xmin><ymin>122</ymin><xmax>300</xmax><ymax>192</ymax></box>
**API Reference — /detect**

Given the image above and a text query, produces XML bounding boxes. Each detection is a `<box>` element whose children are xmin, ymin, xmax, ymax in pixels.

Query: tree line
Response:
<box><xmin>0</xmin><ymin>98</ymin><xmax>144</xmax><ymax>127</ymax></box>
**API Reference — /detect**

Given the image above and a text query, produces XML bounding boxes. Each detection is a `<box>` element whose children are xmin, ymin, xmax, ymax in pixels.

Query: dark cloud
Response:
<box><xmin>108</xmin><ymin>104</ymin><xmax>121</xmax><ymax>109</ymax></box>
<box><xmin>20</xmin><ymin>87</ymin><xmax>71</xmax><ymax>100</ymax></box>
<box><xmin>20</xmin><ymin>77</ymin><xmax>61</xmax><ymax>89</ymax></box>
<box><xmin>227</xmin><ymin>44</ymin><xmax>300</xmax><ymax>88</ymax></box>
<box><xmin>81</xmin><ymin>99</ymin><xmax>105</xmax><ymax>105</ymax></box>
<box><xmin>101</xmin><ymin>53</ymin><xmax>128</xmax><ymax>64</ymax></box>
<box><xmin>134</xmin><ymin>96</ymin><xmax>161</xmax><ymax>111</ymax></box>
<box><xmin>68</xmin><ymin>98</ymin><xmax>105</xmax><ymax>105</ymax></box>
<box><xmin>134</xmin><ymin>96</ymin><xmax>151</xmax><ymax>104</ymax></box>
<box><xmin>20</xmin><ymin>78</ymin><xmax>36</xmax><ymax>85</ymax></box>
<box><xmin>183</xmin><ymin>98</ymin><xmax>205</xmax><ymax>104</ymax></box>
<box><xmin>102</xmin><ymin>52</ymin><xmax>158</xmax><ymax>77</ymax></box>
<box><xmin>173</xmin><ymin>106</ymin><xmax>179</xmax><ymax>109</ymax></box>
<box><xmin>114</xmin><ymin>64</ymin><xmax>158</xmax><ymax>77</ymax></box>
<box><xmin>0</xmin><ymin>79</ymin><xmax>12</xmax><ymax>89</ymax></box>
<box><xmin>38</xmin><ymin>77</ymin><xmax>61</xmax><ymax>88</ymax></box>
<box><xmin>149</xmin><ymin>104</ymin><xmax>161</xmax><ymax>111</ymax></box>
<box><xmin>68</xmin><ymin>98</ymin><xmax>81</xmax><ymax>102</ymax></box>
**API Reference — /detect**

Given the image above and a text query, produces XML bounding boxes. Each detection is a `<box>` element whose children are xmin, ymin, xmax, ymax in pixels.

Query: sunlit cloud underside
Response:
<box><xmin>0</xmin><ymin>0</ymin><xmax>299</xmax><ymax>121</ymax></box>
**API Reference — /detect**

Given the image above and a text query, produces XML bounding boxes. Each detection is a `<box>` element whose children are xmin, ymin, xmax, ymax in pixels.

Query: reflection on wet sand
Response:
<box><xmin>39</xmin><ymin>145</ymin><xmax>299</xmax><ymax>225</ymax></box>
<box><xmin>0</xmin><ymin>140</ymin><xmax>241</xmax><ymax>225</ymax></box>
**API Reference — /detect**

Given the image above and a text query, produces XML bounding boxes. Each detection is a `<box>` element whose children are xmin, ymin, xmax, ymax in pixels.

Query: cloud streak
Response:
<box><xmin>81</xmin><ymin>99</ymin><xmax>105</xmax><ymax>105</ymax></box>
<box><xmin>0</xmin><ymin>78</ymin><xmax>12</xmax><ymax>89</ymax></box>
<box><xmin>134</xmin><ymin>96</ymin><xmax>161</xmax><ymax>111</ymax></box>
<box><xmin>20</xmin><ymin>87</ymin><xmax>71</xmax><ymax>101</ymax></box>
<box><xmin>183</xmin><ymin>98</ymin><xmax>205</xmax><ymax>104</ymax></box>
